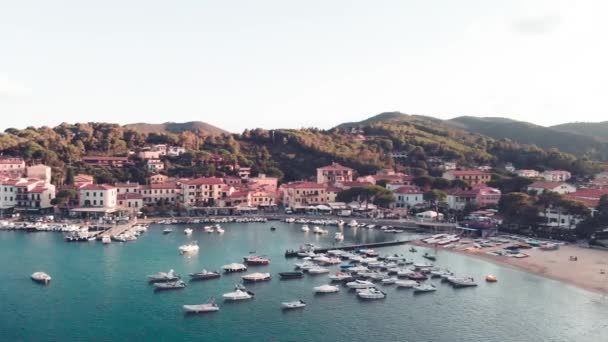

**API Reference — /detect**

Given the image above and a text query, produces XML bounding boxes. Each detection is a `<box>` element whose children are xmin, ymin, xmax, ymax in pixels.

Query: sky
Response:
<box><xmin>1</xmin><ymin>0</ymin><xmax>607</xmax><ymax>132</ymax></box>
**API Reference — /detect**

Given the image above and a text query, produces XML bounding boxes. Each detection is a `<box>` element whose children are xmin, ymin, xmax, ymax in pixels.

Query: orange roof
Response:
<box><xmin>184</xmin><ymin>177</ymin><xmax>224</xmax><ymax>185</ymax></box>
<box><xmin>80</xmin><ymin>184</ymin><xmax>116</xmax><ymax>191</ymax></box>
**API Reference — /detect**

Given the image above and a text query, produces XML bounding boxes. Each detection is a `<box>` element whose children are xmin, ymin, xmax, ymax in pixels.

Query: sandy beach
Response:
<box><xmin>413</xmin><ymin>238</ymin><xmax>608</xmax><ymax>294</ymax></box>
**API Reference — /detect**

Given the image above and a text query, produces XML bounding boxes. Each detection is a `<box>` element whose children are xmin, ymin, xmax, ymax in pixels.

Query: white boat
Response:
<box><xmin>357</xmin><ymin>288</ymin><xmax>386</xmax><ymax>299</ymax></box>
<box><xmin>183</xmin><ymin>300</ymin><xmax>219</xmax><ymax>313</ymax></box>
<box><xmin>348</xmin><ymin>220</ymin><xmax>358</xmax><ymax>228</ymax></box>
<box><xmin>203</xmin><ymin>226</ymin><xmax>214</xmax><ymax>233</ymax></box>
<box><xmin>162</xmin><ymin>228</ymin><xmax>173</xmax><ymax>234</ymax></box>
<box><xmin>381</xmin><ymin>277</ymin><xmax>398</xmax><ymax>285</ymax></box>
<box><xmin>147</xmin><ymin>269</ymin><xmax>180</xmax><ymax>283</ymax></box>
<box><xmin>334</xmin><ymin>232</ymin><xmax>344</xmax><ymax>241</ymax></box>
<box><xmin>184</xmin><ymin>228</ymin><xmax>193</xmax><ymax>235</ymax></box>
<box><xmin>301</xmin><ymin>225</ymin><xmax>310</xmax><ymax>232</ymax></box>
<box><xmin>242</xmin><ymin>272</ymin><xmax>272</xmax><ymax>282</ymax></box>
<box><xmin>222</xmin><ymin>263</ymin><xmax>248</xmax><ymax>273</ymax></box>
<box><xmin>395</xmin><ymin>280</ymin><xmax>419</xmax><ymax>288</ymax></box>
<box><xmin>313</xmin><ymin>284</ymin><xmax>340</xmax><ymax>293</ymax></box>
<box><xmin>215</xmin><ymin>227</ymin><xmax>225</xmax><ymax>234</ymax></box>
<box><xmin>329</xmin><ymin>272</ymin><xmax>353</xmax><ymax>281</ymax></box>
<box><xmin>281</xmin><ymin>299</ymin><xmax>306</xmax><ymax>310</ymax></box>
<box><xmin>449</xmin><ymin>277</ymin><xmax>478</xmax><ymax>288</ymax></box>
<box><xmin>307</xmin><ymin>266</ymin><xmax>330</xmax><ymax>275</ymax></box>
<box><xmin>31</xmin><ymin>272</ymin><xmax>52</xmax><ymax>284</ymax></box>
<box><xmin>222</xmin><ymin>287</ymin><xmax>254</xmax><ymax>301</ymax></box>
<box><xmin>414</xmin><ymin>284</ymin><xmax>437</xmax><ymax>293</ymax></box>
<box><xmin>178</xmin><ymin>241</ymin><xmax>199</xmax><ymax>254</ymax></box>
<box><xmin>101</xmin><ymin>235</ymin><xmax>111</xmax><ymax>244</ymax></box>
<box><xmin>346</xmin><ymin>280</ymin><xmax>376</xmax><ymax>289</ymax></box>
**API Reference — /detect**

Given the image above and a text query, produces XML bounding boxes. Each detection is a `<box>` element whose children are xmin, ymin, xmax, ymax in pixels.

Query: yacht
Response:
<box><xmin>183</xmin><ymin>299</ymin><xmax>219</xmax><ymax>313</ymax></box>
<box><xmin>395</xmin><ymin>280</ymin><xmax>419</xmax><ymax>288</ymax></box>
<box><xmin>162</xmin><ymin>228</ymin><xmax>173</xmax><ymax>234</ymax></box>
<box><xmin>31</xmin><ymin>272</ymin><xmax>52</xmax><ymax>284</ymax></box>
<box><xmin>215</xmin><ymin>226</ymin><xmax>225</xmax><ymax>234</ymax></box>
<box><xmin>184</xmin><ymin>228</ymin><xmax>193</xmax><ymax>235</ymax></box>
<box><xmin>307</xmin><ymin>266</ymin><xmax>330</xmax><ymax>275</ymax></box>
<box><xmin>407</xmin><ymin>272</ymin><xmax>428</xmax><ymax>281</ymax></box>
<box><xmin>203</xmin><ymin>226</ymin><xmax>214</xmax><ymax>233</ymax></box>
<box><xmin>242</xmin><ymin>272</ymin><xmax>272</xmax><ymax>282</ymax></box>
<box><xmin>381</xmin><ymin>277</ymin><xmax>398</xmax><ymax>285</ymax></box>
<box><xmin>281</xmin><ymin>299</ymin><xmax>306</xmax><ymax>310</ymax></box>
<box><xmin>413</xmin><ymin>284</ymin><xmax>437</xmax><ymax>293</ymax></box>
<box><xmin>357</xmin><ymin>288</ymin><xmax>386</xmax><ymax>300</ymax></box>
<box><xmin>101</xmin><ymin>235</ymin><xmax>111</xmax><ymax>244</ymax></box>
<box><xmin>243</xmin><ymin>255</ymin><xmax>271</xmax><ymax>265</ymax></box>
<box><xmin>334</xmin><ymin>232</ymin><xmax>344</xmax><ymax>241</ymax></box>
<box><xmin>313</xmin><ymin>284</ymin><xmax>340</xmax><ymax>293</ymax></box>
<box><xmin>449</xmin><ymin>277</ymin><xmax>478</xmax><ymax>288</ymax></box>
<box><xmin>301</xmin><ymin>225</ymin><xmax>310</xmax><ymax>232</ymax></box>
<box><xmin>222</xmin><ymin>263</ymin><xmax>248</xmax><ymax>273</ymax></box>
<box><xmin>178</xmin><ymin>241</ymin><xmax>199</xmax><ymax>254</ymax></box>
<box><xmin>279</xmin><ymin>271</ymin><xmax>304</xmax><ymax>279</ymax></box>
<box><xmin>153</xmin><ymin>280</ymin><xmax>187</xmax><ymax>290</ymax></box>
<box><xmin>348</xmin><ymin>220</ymin><xmax>358</xmax><ymax>228</ymax></box>
<box><xmin>294</xmin><ymin>261</ymin><xmax>315</xmax><ymax>271</ymax></box>
<box><xmin>222</xmin><ymin>285</ymin><xmax>254</xmax><ymax>301</ymax></box>
<box><xmin>329</xmin><ymin>272</ymin><xmax>354</xmax><ymax>282</ymax></box>
<box><xmin>189</xmin><ymin>270</ymin><xmax>221</xmax><ymax>281</ymax></box>
<box><xmin>148</xmin><ymin>269</ymin><xmax>180</xmax><ymax>283</ymax></box>
<box><xmin>423</xmin><ymin>252</ymin><xmax>437</xmax><ymax>261</ymax></box>
<box><xmin>346</xmin><ymin>280</ymin><xmax>376</xmax><ymax>289</ymax></box>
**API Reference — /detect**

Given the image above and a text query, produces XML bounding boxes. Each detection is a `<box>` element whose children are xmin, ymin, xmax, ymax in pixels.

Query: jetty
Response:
<box><xmin>284</xmin><ymin>239</ymin><xmax>414</xmax><ymax>258</ymax></box>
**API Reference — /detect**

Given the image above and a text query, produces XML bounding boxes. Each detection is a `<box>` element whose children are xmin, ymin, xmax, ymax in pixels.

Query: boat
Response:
<box><xmin>413</xmin><ymin>284</ymin><xmax>437</xmax><ymax>293</ymax></box>
<box><xmin>162</xmin><ymin>228</ymin><xmax>173</xmax><ymax>234</ymax></box>
<box><xmin>222</xmin><ymin>263</ymin><xmax>248</xmax><ymax>273</ymax></box>
<box><xmin>270</xmin><ymin>226</ymin><xmax>277</xmax><ymax>231</ymax></box>
<box><xmin>184</xmin><ymin>228</ymin><xmax>193</xmax><ymax>235</ymax></box>
<box><xmin>348</xmin><ymin>220</ymin><xmax>358</xmax><ymax>228</ymax></box>
<box><xmin>301</xmin><ymin>225</ymin><xmax>310</xmax><ymax>232</ymax></box>
<box><xmin>346</xmin><ymin>279</ymin><xmax>376</xmax><ymax>289</ymax></box>
<box><xmin>178</xmin><ymin>241</ymin><xmax>199</xmax><ymax>254</ymax></box>
<box><xmin>407</xmin><ymin>272</ymin><xmax>428</xmax><ymax>281</ymax></box>
<box><xmin>329</xmin><ymin>272</ymin><xmax>353</xmax><ymax>282</ymax></box>
<box><xmin>409</xmin><ymin>247</ymin><xmax>417</xmax><ymax>253</ymax></box>
<box><xmin>450</xmin><ymin>277</ymin><xmax>478</xmax><ymax>288</ymax></box>
<box><xmin>357</xmin><ymin>288</ymin><xmax>387</xmax><ymax>300</ymax></box>
<box><xmin>395</xmin><ymin>280</ymin><xmax>419</xmax><ymax>288</ymax></box>
<box><xmin>148</xmin><ymin>269</ymin><xmax>180</xmax><ymax>283</ymax></box>
<box><xmin>281</xmin><ymin>299</ymin><xmax>306</xmax><ymax>310</ymax></box>
<box><xmin>215</xmin><ymin>226</ymin><xmax>225</xmax><ymax>234</ymax></box>
<box><xmin>334</xmin><ymin>232</ymin><xmax>344</xmax><ymax>241</ymax></box>
<box><xmin>307</xmin><ymin>266</ymin><xmax>330</xmax><ymax>275</ymax></box>
<box><xmin>294</xmin><ymin>261</ymin><xmax>315</xmax><ymax>271</ymax></box>
<box><xmin>189</xmin><ymin>270</ymin><xmax>221</xmax><ymax>281</ymax></box>
<box><xmin>203</xmin><ymin>226</ymin><xmax>214</xmax><ymax>233</ymax></box>
<box><xmin>222</xmin><ymin>285</ymin><xmax>254</xmax><ymax>301</ymax></box>
<box><xmin>243</xmin><ymin>255</ymin><xmax>271</xmax><ymax>265</ymax></box>
<box><xmin>153</xmin><ymin>280</ymin><xmax>187</xmax><ymax>290</ymax></box>
<box><xmin>242</xmin><ymin>272</ymin><xmax>272</xmax><ymax>282</ymax></box>
<box><xmin>279</xmin><ymin>271</ymin><xmax>304</xmax><ymax>279</ymax></box>
<box><xmin>31</xmin><ymin>272</ymin><xmax>51</xmax><ymax>284</ymax></box>
<box><xmin>183</xmin><ymin>299</ymin><xmax>219</xmax><ymax>313</ymax></box>
<box><xmin>313</xmin><ymin>284</ymin><xmax>340</xmax><ymax>293</ymax></box>
<box><xmin>423</xmin><ymin>252</ymin><xmax>437</xmax><ymax>261</ymax></box>
<box><xmin>381</xmin><ymin>277</ymin><xmax>398</xmax><ymax>285</ymax></box>
<box><xmin>486</xmin><ymin>275</ymin><xmax>497</xmax><ymax>283</ymax></box>
<box><xmin>101</xmin><ymin>235</ymin><xmax>111</xmax><ymax>244</ymax></box>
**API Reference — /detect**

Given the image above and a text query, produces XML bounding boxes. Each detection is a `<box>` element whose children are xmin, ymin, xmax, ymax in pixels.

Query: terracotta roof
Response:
<box><xmin>184</xmin><ymin>177</ymin><xmax>224</xmax><ymax>186</ymax></box>
<box><xmin>394</xmin><ymin>186</ymin><xmax>423</xmax><ymax>194</ymax></box>
<box><xmin>564</xmin><ymin>195</ymin><xmax>598</xmax><ymax>208</ymax></box>
<box><xmin>29</xmin><ymin>186</ymin><xmax>48</xmax><ymax>193</ymax></box>
<box><xmin>115</xmin><ymin>182</ymin><xmax>140</xmax><ymax>188</ymax></box>
<box><xmin>0</xmin><ymin>158</ymin><xmax>24</xmax><ymax>164</ymax></box>
<box><xmin>317</xmin><ymin>163</ymin><xmax>353</xmax><ymax>171</ymax></box>
<box><xmin>282</xmin><ymin>181</ymin><xmax>326</xmax><ymax>189</ymax></box>
<box><xmin>340</xmin><ymin>181</ymin><xmax>373</xmax><ymax>188</ymax></box>
<box><xmin>566</xmin><ymin>188</ymin><xmax>608</xmax><ymax>199</ymax></box>
<box><xmin>80</xmin><ymin>184</ymin><xmax>116</xmax><ymax>191</ymax></box>
<box><xmin>528</xmin><ymin>181</ymin><xmax>570</xmax><ymax>189</ymax></box>
<box><xmin>229</xmin><ymin>191</ymin><xmax>250</xmax><ymax>198</ymax></box>
<box><xmin>326</xmin><ymin>186</ymin><xmax>342</xmax><ymax>193</ymax></box>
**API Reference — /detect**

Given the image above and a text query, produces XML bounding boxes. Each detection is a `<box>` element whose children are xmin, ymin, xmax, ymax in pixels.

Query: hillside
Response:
<box><xmin>448</xmin><ymin>116</ymin><xmax>608</xmax><ymax>160</ymax></box>
<box><xmin>551</xmin><ymin>121</ymin><xmax>608</xmax><ymax>141</ymax></box>
<box><xmin>124</xmin><ymin>121</ymin><xmax>227</xmax><ymax>135</ymax></box>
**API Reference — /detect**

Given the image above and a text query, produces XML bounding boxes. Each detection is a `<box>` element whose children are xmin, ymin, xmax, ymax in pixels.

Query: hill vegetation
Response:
<box><xmin>124</xmin><ymin>121</ymin><xmax>227</xmax><ymax>135</ymax></box>
<box><xmin>551</xmin><ymin>121</ymin><xmax>608</xmax><ymax>141</ymax></box>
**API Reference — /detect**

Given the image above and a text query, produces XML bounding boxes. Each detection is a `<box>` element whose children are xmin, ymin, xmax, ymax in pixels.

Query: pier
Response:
<box><xmin>284</xmin><ymin>239</ymin><xmax>415</xmax><ymax>258</ymax></box>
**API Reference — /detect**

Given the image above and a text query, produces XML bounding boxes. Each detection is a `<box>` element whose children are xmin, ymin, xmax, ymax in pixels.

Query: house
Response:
<box><xmin>149</xmin><ymin>174</ymin><xmax>169</xmax><ymax>184</ymax></box>
<box><xmin>442</xmin><ymin>170</ymin><xmax>491</xmax><ymax>186</ymax></box>
<box><xmin>541</xmin><ymin>170</ymin><xmax>572</xmax><ymax>182</ymax></box>
<box><xmin>115</xmin><ymin>182</ymin><xmax>141</xmax><ymax>195</ymax></box>
<box><xmin>117</xmin><ymin>193</ymin><xmax>143</xmax><ymax>211</ymax></box>
<box><xmin>238</xmin><ymin>167</ymin><xmax>251</xmax><ymax>179</ymax></box>
<box><xmin>392</xmin><ymin>186</ymin><xmax>424</xmax><ymax>209</ymax></box>
<box><xmin>439</xmin><ymin>162</ymin><xmax>458</xmax><ymax>171</ymax></box>
<box><xmin>221</xmin><ymin>190</ymin><xmax>251</xmax><ymax>207</ymax></box>
<box><xmin>181</xmin><ymin>177</ymin><xmax>225</xmax><ymax>207</ymax></box>
<box><xmin>247</xmin><ymin>174</ymin><xmax>278</xmax><ymax>192</ymax></box>
<box><xmin>565</xmin><ymin>188</ymin><xmax>608</xmax><ymax>210</ymax></box>
<box><xmin>167</xmin><ymin>146</ymin><xmax>187</xmax><ymax>156</ymax></box>
<box><xmin>138</xmin><ymin>150</ymin><xmax>164</xmax><ymax>160</ymax></box>
<box><xmin>140</xmin><ymin>183</ymin><xmax>181</xmax><ymax>205</ymax></box>
<box><xmin>317</xmin><ymin>163</ymin><xmax>354</xmax><ymax>186</ymax></box>
<box><xmin>515</xmin><ymin>169</ymin><xmax>540</xmax><ymax>178</ymax></box>
<box><xmin>78</xmin><ymin>184</ymin><xmax>117</xmax><ymax>209</ymax></box>
<box><xmin>74</xmin><ymin>174</ymin><xmax>94</xmax><ymax>187</ymax></box>
<box><xmin>250</xmin><ymin>190</ymin><xmax>276</xmax><ymax>207</ymax></box>
<box><xmin>26</xmin><ymin>164</ymin><xmax>52</xmax><ymax>183</ymax></box>
<box><xmin>505</xmin><ymin>163</ymin><xmax>516</xmax><ymax>173</ymax></box>
<box><xmin>0</xmin><ymin>157</ymin><xmax>26</xmax><ymax>177</ymax></box>
<box><xmin>0</xmin><ymin>177</ymin><xmax>56</xmax><ymax>212</ymax></box>
<box><xmin>528</xmin><ymin>181</ymin><xmax>576</xmax><ymax>195</ymax></box>
<box><xmin>81</xmin><ymin>156</ymin><xmax>130</xmax><ymax>168</ymax></box>
<box><xmin>539</xmin><ymin>208</ymin><xmax>584</xmax><ymax>229</ymax></box>
<box><xmin>446</xmin><ymin>186</ymin><xmax>501</xmax><ymax>210</ymax></box>
<box><xmin>279</xmin><ymin>182</ymin><xmax>333</xmax><ymax>209</ymax></box>
<box><xmin>146</xmin><ymin>159</ymin><xmax>164</xmax><ymax>172</ymax></box>
<box><xmin>224</xmin><ymin>176</ymin><xmax>242</xmax><ymax>186</ymax></box>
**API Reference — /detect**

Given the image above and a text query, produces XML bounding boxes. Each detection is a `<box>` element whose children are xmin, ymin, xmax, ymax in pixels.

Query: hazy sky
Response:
<box><xmin>1</xmin><ymin>0</ymin><xmax>606</xmax><ymax>132</ymax></box>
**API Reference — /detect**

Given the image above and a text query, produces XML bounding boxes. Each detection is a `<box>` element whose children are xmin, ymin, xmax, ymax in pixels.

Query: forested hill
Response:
<box><xmin>551</xmin><ymin>121</ymin><xmax>608</xmax><ymax>141</ymax></box>
<box><xmin>0</xmin><ymin>115</ymin><xmax>601</xmax><ymax>185</ymax></box>
<box><xmin>124</xmin><ymin>121</ymin><xmax>227</xmax><ymax>135</ymax></box>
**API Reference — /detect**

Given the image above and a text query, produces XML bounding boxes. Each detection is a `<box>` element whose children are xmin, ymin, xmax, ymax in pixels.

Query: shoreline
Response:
<box><xmin>411</xmin><ymin>240</ymin><xmax>608</xmax><ymax>295</ymax></box>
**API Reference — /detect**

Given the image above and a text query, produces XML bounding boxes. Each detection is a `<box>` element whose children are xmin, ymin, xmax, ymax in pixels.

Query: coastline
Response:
<box><xmin>412</xmin><ymin>240</ymin><xmax>608</xmax><ymax>294</ymax></box>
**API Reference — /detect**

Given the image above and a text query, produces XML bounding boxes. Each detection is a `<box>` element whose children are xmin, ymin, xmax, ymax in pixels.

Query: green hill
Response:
<box><xmin>124</xmin><ymin>121</ymin><xmax>227</xmax><ymax>135</ymax></box>
<box><xmin>551</xmin><ymin>121</ymin><xmax>608</xmax><ymax>141</ymax></box>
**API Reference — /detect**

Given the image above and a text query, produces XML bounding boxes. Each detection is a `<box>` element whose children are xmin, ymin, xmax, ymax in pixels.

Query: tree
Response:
<box><xmin>336</xmin><ymin>185</ymin><xmax>395</xmax><ymax>208</ymax></box>
<box><xmin>423</xmin><ymin>189</ymin><xmax>447</xmax><ymax>203</ymax></box>
<box><xmin>450</xmin><ymin>179</ymin><xmax>468</xmax><ymax>190</ymax></box>
<box><xmin>64</xmin><ymin>167</ymin><xmax>75</xmax><ymax>185</ymax></box>
<box><xmin>413</xmin><ymin>176</ymin><xmax>434</xmax><ymax>190</ymax></box>
<box><xmin>51</xmin><ymin>189</ymin><xmax>78</xmax><ymax>206</ymax></box>
<box><xmin>498</xmin><ymin>192</ymin><xmax>539</xmax><ymax>226</ymax></box>
<box><xmin>431</xmin><ymin>177</ymin><xmax>450</xmax><ymax>190</ymax></box>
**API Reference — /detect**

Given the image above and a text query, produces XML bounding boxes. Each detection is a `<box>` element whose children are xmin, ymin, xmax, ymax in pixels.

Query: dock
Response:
<box><xmin>284</xmin><ymin>239</ymin><xmax>414</xmax><ymax>258</ymax></box>
<box><xmin>96</xmin><ymin>220</ymin><xmax>138</xmax><ymax>239</ymax></box>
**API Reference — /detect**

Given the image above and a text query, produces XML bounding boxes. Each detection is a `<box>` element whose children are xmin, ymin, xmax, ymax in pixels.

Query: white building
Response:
<box><xmin>167</xmin><ymin>146</ymin><xmax>187</xmax><ymax>156</ymax></box>
<box><xmin>541</xmin><ymin>170</ymin><xmax>572</xmax><ymax>182</ymax></box>
<box><xmin>392</xmin><ymin>186</ymin><xmax>424</xmax><ymax>208</ymax></box>
<box><xmin>26</xmin><ymin>164</ymin><xmax>52</xmax><ymax>184</ymax></box>
<box><xmin>527</xmin><ymin>181</ymin><xmax>576</xmax><ymax>195</ymax></box>
<box><xmin>0</xmin><ymin>177</ymin><xmax>55</xmax><ymax>211</ymax></box>
<box><xmin>79</xmin><ymin>184</ymin><xmax>118</xmax><ymax>209</ymax></box>
<box><xmin>147</xmin><ymin>159</ymin><xmax>164</xmax><ymax>172</ymax></box>
<box><xmin>0</xmin><ymin>157</ymin><xmax>26</xmax><ymax>177</ymax></box>
<box><xmin>515</xmin><ymin>169</ymin><xmax>540</xmax><ymax>178</ymax></box>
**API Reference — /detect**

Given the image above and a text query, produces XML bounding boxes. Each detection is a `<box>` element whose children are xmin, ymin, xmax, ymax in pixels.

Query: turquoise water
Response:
<box><xmin>1</xmin><ymin>222</ymin><xmax>607</xmax><ymax>341</ymax></box>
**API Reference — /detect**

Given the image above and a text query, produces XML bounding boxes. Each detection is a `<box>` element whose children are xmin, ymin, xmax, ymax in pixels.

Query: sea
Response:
<box><xmin>1</xmin><ymin>222</ymin><xmax>607</xmax><ymax>342</ymax></box>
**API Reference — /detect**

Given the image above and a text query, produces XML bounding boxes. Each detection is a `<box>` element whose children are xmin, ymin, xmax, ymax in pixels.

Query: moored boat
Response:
<box><xmin>282</xmin><ymin>299</ymin><xmax>306</xmax><ymax>310</ymax></box>
<box><xmin>346</xmin><ymin>279</ymin><xmax>376</xmax><ymax>289</ymax></box>
<box><xmin>242</xmin><ymin>272</ymin><xmax>272</xmax><ymax>282</ymax></box>
<box><xmin>31</xmin><ymin>272</ymin><xmax>52</xmax><ymax>284</ymax></box>
<box><xmin>243</xmin><ymin>255</ymin><xmax>271</xmax><ymax>265</ymax></box>
<box><xmin>153</xmin><ymin>280</ymin><xmax>187</xmax><ymax>290</ymax></box>
<box><xmin>395</xmin><ymin>280</ymin><xmax>419</xmax><ymax>288</ymax></box>
<box><xmin>148</xmin><ymin>269</ymin><xmax>180</xmax><ymax>283</ymax></box>
<box><xmin>178</xmin><ymin>241</ymin><xmax>199</xmax><ymax>254</ymax></box>
<box><xmin>357</xmin><ymin>287</ymin><xmax>386</xmax><ymax>300</ymax></box>
<box><xmin>279</xmin><ymin>271</ymin><xmax>304</xmax><ymax>279</ymax></box>
<box><xmin>313</xmin><ymin>284</ymin><xmax>340</xmax><ymax>293</ymax></box>
<box><xmin>413</xmin><ymin>283</ymin><xmax>437</xmax><ymax>293</ymax></box>
<box><xmin>184</xmin><ymin>228</ymin><xmax>193</xmax><ymax>235</ymax></box>
<box><xmin>189</xmin><ymin>270</ymin><xmax>221</xmax><ymax>281</ymax></box>
<box><xmin>222</xmin><ymin>263</ymin><xmax>247</xmax><ymax>273</ymax></box>
<box><xmin>162</xmin><ymin>228</ymin><xmax>173</xmax><ymax>234</ymax></box>
<box><xmin>222</xmin><ymin>285</ymin><xmax>254</xmax><ymax>301</ymax></box>
<box><xmin>183</xmin><ymin>299</ymin><xmax>219</xmax><ymax>313</ymax></box>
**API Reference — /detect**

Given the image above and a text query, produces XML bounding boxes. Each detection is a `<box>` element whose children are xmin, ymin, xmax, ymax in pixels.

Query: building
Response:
<box><xmin>167</xmin><ymin>146</ymin><xmax>187</xmax><ymax>156</ymax></box>
<box><xmin>146</xmin><ymin>159</ymin><xmax>164</xmax><ymax>172</ymax></box>
<box><xmin>250</xmin><ymin>190</ymin><xmax>276</xmax><ymax>207</ymax></box>
<box><xmin>541</xmin><ymin>170</ymin><xmax>572</xmax><ymax>182</ymax></box>
<box><xmin>446</xmin><ymin>186</ymin><xmax>501</xmax><ymax>210</ymax></box>
<box><xmin>117</xmin><ymin>193</ymin><xmax>143</xmax><ymax>211</ymax></box>
<box><xmin>138</xmin><ymin>150</ymin><xmax>164</xmax><ymax>160</ymax></box>
<box><xmin>81</xmin><ymin>156</ymin><xmax>130</xmax><ymax>168</ymax></box>
<box><xmin>392</xmin><ymin>186</ymin><xmax>424</xmax><ymax>209</ymax></box>
<box><xmin>238</xmin><ymin>167</ymin><xmax>252</xmax><ymax>179</ymax></box>
<box><xmin>565</xmin><ymin>188</ymin><xmax>608</xmax><ymax>210</ymax></box>
<box><xmin>0</xmin><ymin>177</ymin><xmax>55</xmax><ymax>212</ymax></box>
<box><xmin>505</xmin><ymin>163</ymin><xmax>516</xmax><ymax>173</ymax></box>
<box><xmin>78</xmin><ymin>184</ymin><xmax>118</xmax><ymax>209</ymax></box>
<box><xmin>248</xmin><ymin>174</ymin><xmax>278</xmax><ymax>192</ymax></box>
<box><xmin>140</xmin><ymin>183</ymin><xmax>181</xmax><ymax>205</ymax></box>
<box><xmin>442</xmin><ymin>170</ymin><xmax>491</xmax><ymax>186</ymax></box>
<box><xmin>317</xmin><ymin>163</ymin><xmax>354</xmax><ymax>185</ymax></box>
<box><xmin>74</xmin><ymin>174</ymin><xmax>94</xmax><ymax>187</ymax></box>
<box><xmin>149</xmin><ymin>174</ymin><xmax>169</xmax><ymax>184</ymax></box>
<box><xmin>26</xmin><ymin>164</ymin><xmax>52</xmax><ymax>183</ymax></box>
<box><xmin>279</xmin><ymin>182</ymin><xmax>333</xmax><ymax>208</ymax></box>
<box><xmin>224</xmin><ymin>176</ymin><xmax>242</xmax><ymax>187</ymax></box>
<box><xmin>528</xmin><ymin>181</ymin><xmax>576</xmax><ymax>195</ymax></box>
<box><xmin>515</xmin><ymin>169</ymin><xmax>540</xmax><ymax>178</ymax></box>
<box><xmin>115</xmin><ymin>182</ymin><xmax>141</xmax><ymax>195</ymax></box>
<box><xmin>0</xmin><ymin>157</ymin><xmax>26</xmax><ymax>177</ymax></box>
<box><xmin>336</xmin><ymin>181</ymin><xmax>373</xmax><ymax>190</ymax></box>
<box><xmin>181</xmin><ymin>177</ymin><xmax>225</xmax><ymax>207</ymax></box>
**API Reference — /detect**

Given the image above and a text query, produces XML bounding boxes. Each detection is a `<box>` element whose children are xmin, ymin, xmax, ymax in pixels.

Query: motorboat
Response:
<box><xmin>243</xmin><ymin>255</ymin><xmax>271</xmax><ymax>265</ymax></box>
<box><xmin>357</xmin><ymin>288</ymin><xmax>386</xmax><ymax>300</ymax></box>
<box><xmin>281</xmin><ymin>299</ymin><xmax>306</xmax><ymax>310</ymax></box>
<box><xmin>329</xmin><ymin>272</ymin><xmax>353</xmax><ymax>282</ymax></box>
<box><xmin>407</xmin><ymin>272</ymin><xmax>428</xmax><ymax>281</ymax></box>
<box><xmin>397</xmin><ymin>269</ymin><xmax>414</xmax><ymax>277</ymax></box>
<box><xmin>307</xmin><ymin>266</ymin><xmax>330</xmax><ymax>275</ymax></box>
<box><xmin>423</xmin><ymin>252</ymin><xmax>437</xmax><ymax>261</ymax></box>
<box><xmin>222</xmin><ymin>285</ymin><xmax>254</xmax><ymax>301</ymax></box>
<box><xmin>449</xmin><ymin>277</ymin><xmax>478</xmax><ymax>288</ymax></box>
<box><xmin>301</xmin><ymin>225</ymin><xmax>310</xmax><ymax>232</ymax></box>
<box><xmin>381</xmin><ymin>277</ymin><xmax>398</xmax><ymax>285</ymax></box>
<box><xmin>154</xmin><ymin>280</ymin><xmax>187</xmax><ymax>290</ymax></box>
<box><xmin>313</xmin><ymin>284</ymin><xmax>340</xmax><ymax>293</ymax></box>
<box><xmin>31</xmin><ymin>272</ymin><xmax>52</xmax><ymax>284</ymax></box>
<box><xmin>184</xmin><ymin>228</ymin><xmax>193</xmax><ymax>235</ymax></box>
<box><xmin>294</xmin><ymin>261</ymin><xmax>315</xmax><ymax>271</ymax></box>
<box><xmin>334</xmin><ymin>232</ymin><xmax>344</xmax><ymax>241</ymax></box>
<box><xmin>279</xmin><ymin>271</ymin><xmax>304</xmax><ymax>279</ymax></box>
<box><xmin>189</xmin><ymin>270</ymin><xmax>221</xmax><ymax>281</ymax></box>
<box><xmin>486</xmin><ymin>275</ymin><xmax>497</xmax><ymax>283</ymax></box>
<box><xmin>348</xmin><ymin>220</ymin><xmax>358</xmax><ymax>228</ymax></box>
<box><xmin>413</xmin><ymin>284</ymin><xmax>437</xmax><ymax>293</ymax></box>
<box><xmin>242</xmin><ymin>272</ymin><xmax>272</xmax><ymax>282</ymax></box>
<box><xmin>203</xmin><ymin>226</ymin><xmax>214</xmax><ymax>233</ymax></box>
<box><xmin>222</xmin><ymin>263</ymin><xmax>248</xmax><ymax>273</ymax></box>
<box><xmin>346</xmin><ymin>279</ymin><xmax>376</xmax><ymax>289</ymax></box>
<box><xmin>101</xmin><ymin>235</ymin><xmax>111</xmax><ymax>244</ymax></box>
<box><xmin>148</xmin><ymin>269</ymin><xmax>180</xmax><ymax>283</ymax></box>
<box><xmin>395</xmin><ymin>280</ymin><xmax>419</xmax><ymax>288</ymax></box>
<box><xmin>162</xmin><ymin>228</ymin><xmax>173</xmax><ymax>234</ymax></box>
<box><xmin>178</xmin><ymin>241</ymin><xmax>199</xmax><ymax>254</ymax></box>
<box><xmin>215</xmin><ymin>226</ymin><xmax>225</xmax><ymax>234</ymax></box>
<box><xmin>183</xmin><ymin>299</ymin><xmax>219</xmax><ymax>313</ymax></box>
<box><xmin>409</xmin><ymin>247</ymin><xmax>417</xmax><ymax>253</ymax></box>
<box><xmin>312</xmin><ymin>226</ymin><xmax>328</xmax><ymax>234</ymax></box>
